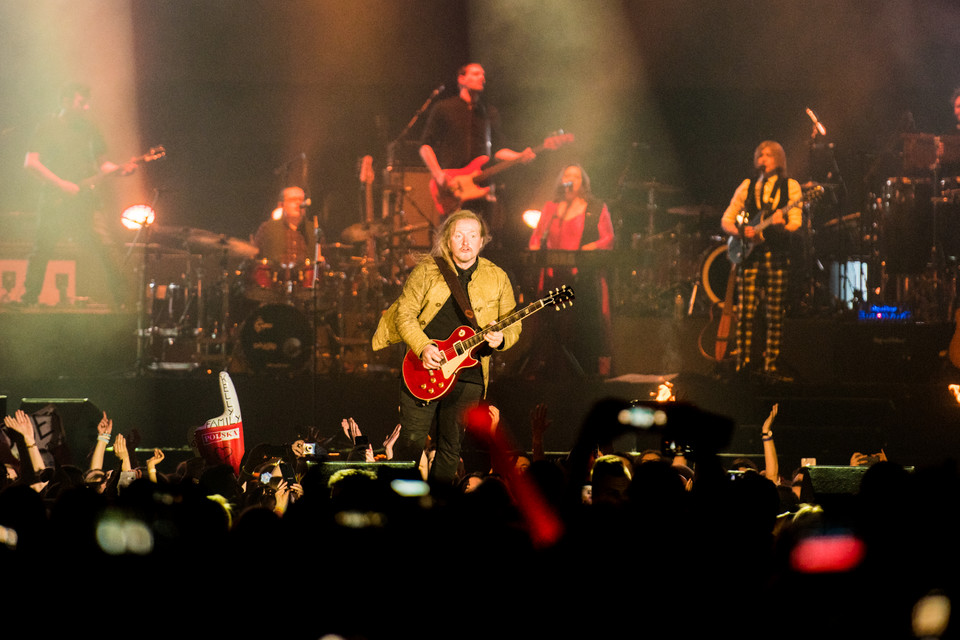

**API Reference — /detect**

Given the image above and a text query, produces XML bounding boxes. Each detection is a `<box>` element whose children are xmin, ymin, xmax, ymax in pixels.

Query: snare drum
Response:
<box><xmin>245</xmin><ymin>258</ymin><xmax>280</xmax><ymax>303</ymax></box>
<box><xmin>276</xmin><ymin>259</ymin><xmax>316</xmax><ymax>301</ymax></box>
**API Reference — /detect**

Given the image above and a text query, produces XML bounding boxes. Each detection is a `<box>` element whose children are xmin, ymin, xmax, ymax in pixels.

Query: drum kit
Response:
<box><xmin>862</xmin><ymin>132</ymin><xmax>960</xmax><ymax>320</ymax></box>
<box><xmin>133</xmin><ymin>219</ymin><xmax>428</xmax><ymax>375</ymax></box>
<box><xmin>611</xmin><ymin>179</ymin><xmax>731</xmax><ymax>316</ymax></box>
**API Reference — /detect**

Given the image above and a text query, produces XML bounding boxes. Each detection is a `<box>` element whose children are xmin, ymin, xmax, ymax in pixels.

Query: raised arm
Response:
<box><xmin>145</xmin><ymin>448</ymin><xmax>164</xmax><ymax>483</ymax></box>
<box><xmin>761</xmin><ymin>403</ymin><xmax>779</xmax><ymax>484</ymax></box>
<box><xmin>4</xmin><ymin>410</ymin><xmax>47</xmax><ymax>491</ymax></box>
<box><xmin>90</xmin><ymin>411</ymin><xmax>113</xmax><ymax>471</ymax></box>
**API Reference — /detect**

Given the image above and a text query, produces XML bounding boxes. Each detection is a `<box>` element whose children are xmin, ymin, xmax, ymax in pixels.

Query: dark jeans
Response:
<box><xmin>23</xmin><ymin>205</ymin><xmax>124</xmax><ymax>305</ymax></box>
<box><xmin>397</xmin><ymin>378</ymin><xmax>484</xmax><ymax>484</ymax></box>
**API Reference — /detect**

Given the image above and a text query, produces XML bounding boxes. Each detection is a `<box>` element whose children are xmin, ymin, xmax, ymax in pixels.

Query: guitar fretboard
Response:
<box><xmin>444</xmin><ymin>289</ymin><xmax>572</xmax><ymax>359</ymax></box>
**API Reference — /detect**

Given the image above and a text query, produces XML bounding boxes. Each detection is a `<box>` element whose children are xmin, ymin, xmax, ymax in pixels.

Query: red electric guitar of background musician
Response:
<box><xmin>402</xmin><ymin>285</ymin><xmax>575</xmax><ymax>402</ymax></box>
<box><xmin>429</xmin><ymin>132</ymin><xmax>575</xmax><ymax>216</ymax></box>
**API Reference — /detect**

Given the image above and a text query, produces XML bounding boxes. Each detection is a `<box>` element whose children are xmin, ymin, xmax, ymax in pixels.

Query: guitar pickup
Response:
<box><xmin>454</xmin><ymin>343</ymin><xmax>465</xmax><ymax>355</ymax></box>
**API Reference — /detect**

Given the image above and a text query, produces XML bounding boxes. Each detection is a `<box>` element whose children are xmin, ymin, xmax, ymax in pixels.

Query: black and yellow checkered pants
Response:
<box><xmin>736</xmin><ymin>248</ymin><xmax>788</xmax><ymax>372</ymax></box>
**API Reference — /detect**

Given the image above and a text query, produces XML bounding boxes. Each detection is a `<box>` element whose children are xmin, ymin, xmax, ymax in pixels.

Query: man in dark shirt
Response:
<box><xmin>21</xmin><ymin>83</ymin><xmax>135</xmax><ymax>307</ymax></box>
<box><xmin>254</xmin><ymin>186</ymin><xmax>310</xmax><ymax>265</ymax></box>
<box><xmin>419</xmin><ymin>63</ymin><xmax>534</xmax><ymax>216</ymax></box>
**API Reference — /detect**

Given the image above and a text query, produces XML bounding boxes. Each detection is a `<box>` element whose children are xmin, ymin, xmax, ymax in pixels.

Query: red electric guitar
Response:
<box><xmin>429</xmin><ymin>132</ymin><xmax>574</xmax><ymax>216</ymax></box>
<box><xmin>402</xmin><ymin>285</ymin><xmax>575</xmax><ymax>402</ymax></box>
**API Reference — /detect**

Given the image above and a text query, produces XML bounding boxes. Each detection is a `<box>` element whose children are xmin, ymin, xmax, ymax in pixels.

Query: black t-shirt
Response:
<box><xmin>420</xmin><ymin>96</ymin><xmax>504</xmax><ymax>170</ymax></box>
<box><xmin>424</xmin><ymin>260</ymin><xmax>485</xmax><ymax>384</ymax></box>
<box><xmin>29</xmin><ymin>114</ymin><xmax>105</xmax><ymax>185</ymax></box>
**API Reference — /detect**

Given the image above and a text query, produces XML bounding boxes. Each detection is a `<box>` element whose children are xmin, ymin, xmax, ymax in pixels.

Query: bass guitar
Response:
<box><xmin>48</xmin><ymin>145</ymin><xmax>166</xmax><ymax>210</ymax></box>
<box><xmin>429</xmin><ymin>132</ymin><xmax>574</xmax><ymax>216</ymax></box>
<box><xmin>402</xmin><ymin>285</ymin><xmax>575</xmax><ymax>402</ymax></box>
<box><xmin>726</xmin><ymin>184</ymin><xmax>823</xmax><ymax>264</ymax></box>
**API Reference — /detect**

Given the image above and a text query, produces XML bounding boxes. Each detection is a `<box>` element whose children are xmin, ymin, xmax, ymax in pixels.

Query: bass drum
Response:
<box><xmin>240</xmin><ymin>304</ymin><xmax>313</xmax><ymax>373</ymax></box>
<box><xmin>700</xmin><ymin>243</ymin><xmax>733</xmax><ymax>305</ymax></box>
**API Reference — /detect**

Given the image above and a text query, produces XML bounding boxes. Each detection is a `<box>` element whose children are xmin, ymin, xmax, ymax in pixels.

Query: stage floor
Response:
<box><xmin>2</xmin><ymin>308</ymin><xmax>960</xmax><ymax>471</ymax></box>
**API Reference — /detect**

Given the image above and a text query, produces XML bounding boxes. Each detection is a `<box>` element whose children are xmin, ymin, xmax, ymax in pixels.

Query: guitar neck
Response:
<box><xmin>474</xmin><ymin>140</ymin><xmax>550</xmax><ymax>183</ymax></box>
<box><xmin>751</xmin><ymin>195</ymin><xmax>806</xmax><ymax>233</ymax></box>
<box><xmin>459</xmin><ymin>297</ymin><xmax>550</xmax><ymax>351</ymax></box>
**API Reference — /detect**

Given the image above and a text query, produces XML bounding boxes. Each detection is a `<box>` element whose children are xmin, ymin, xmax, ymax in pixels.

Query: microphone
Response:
<box><xmin>300</xmin><ymin>197</ymin><xmax>312</xmax><ymax>208</ymax></box>
<box><xmin>561</xmin><ymin>181</ymin><xmax>574</xmax><ymax>189</ymax></box>
<box><xmin>805</xmin><ymin>108</ymin><xmax>827</xmax><ymax>136</ymax></box>
<box><xmin>431</xmin><ymin>84</ymin><xmax>445</xmax><ymax>98</ymax></box>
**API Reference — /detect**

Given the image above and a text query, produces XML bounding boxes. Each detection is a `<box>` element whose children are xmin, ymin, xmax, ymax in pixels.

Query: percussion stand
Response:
<box><xmin>132</xmin><ymin>227</ymin><xmax>155</xmax><ymax>375</ymax></box>
<box><xmin>926</xmin><ymin>154</ymin><xmax>950</xmax><ymax>321</ymax></box>
<box><xmin>199</xmin><ymin>249</ymin><xmax>232</xmax><ymax>368</ymax></box>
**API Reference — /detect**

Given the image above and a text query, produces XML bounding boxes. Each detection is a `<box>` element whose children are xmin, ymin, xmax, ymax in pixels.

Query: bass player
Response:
<box><xmin>419</xmin><ymin>63</ymin><xmax>534</xmax><ymax>218</ymax></box>
<box><xmin>720</xmin><ymin>140</ymin><xmax>802</xmax><ymax>380</ymax></box>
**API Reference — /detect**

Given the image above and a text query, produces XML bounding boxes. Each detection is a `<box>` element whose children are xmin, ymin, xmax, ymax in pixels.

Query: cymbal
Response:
<box><xmin>622</xmin><ymin>180</ymin><xmax>682</xmax><ymax>193</ymax></box>
<box><xmin>389</xmin><ymin>223</ymin><xmax>432</xmax><ymax>237</ymax></box>
<box><xmin>123</xmin><ymin>241</ymin><xmax>192</xmax><ymax>256</ymax></box>
<box><xmin>666</xmin><ymin>204</ymin><xmax>719</xmax><ymax>217</ymax></box>
<box><xmin>342</xmin><ymin>222</ymin><xmax>387</xmax><ymax>243</ymax></box>
<box><xmin>151</xmin><ymin>226</ymin><xmax>259</xmax><ymax>259</ymax></box>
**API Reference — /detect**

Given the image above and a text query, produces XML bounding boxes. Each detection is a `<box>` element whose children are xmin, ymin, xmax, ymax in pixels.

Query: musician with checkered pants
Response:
<box><xmin>720</xmin><ymin>141</ymin><xmax>802</xmax><ymax>380</ymax></box>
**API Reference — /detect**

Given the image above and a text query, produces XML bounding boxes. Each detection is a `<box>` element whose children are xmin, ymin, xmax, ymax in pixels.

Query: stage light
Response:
<box><xmin>655</xmin><ymin>381</ymin><xmax>675</xmax><ymax>402</ymax></box>
<box><xmin>522</xmin><ymin>209</ymin><xmax>541</xmax><ymax>229</ymax></box>
<box><xmin>271</xmin><ymin>206</ymin><xmax>283</xmax><ymax>221</ymax></box>
<box><xmin>949</xmin><ymin>384</ymin><xmax>960</xmax><ymax>404</ymax></box>
<box><xmin>120</xmin><ymin>204</ymin><xmax>156</xmax><ymax>229</ymax></box>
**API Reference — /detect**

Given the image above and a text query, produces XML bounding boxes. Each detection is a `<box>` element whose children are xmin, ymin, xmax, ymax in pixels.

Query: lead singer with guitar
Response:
<box><xmin>720</xmin><ymin>141</ymin><xmax>802</xmax><ymax>380</ymax></box>
<box><xmin>372</xmin><ymin>210</ymin><xmax>520</xmax><ymax>483</ymax></box>
<box><xmin>419</xmin><ymin>63</ymin><xmax>534</xmax><ymax>218</ymax></box>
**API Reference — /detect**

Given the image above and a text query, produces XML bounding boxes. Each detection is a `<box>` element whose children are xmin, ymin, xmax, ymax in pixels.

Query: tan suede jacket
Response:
<box><xmin>372</xmin><ymin>255</ymin><xmax>520</xmax><ymax>393</ymax></box>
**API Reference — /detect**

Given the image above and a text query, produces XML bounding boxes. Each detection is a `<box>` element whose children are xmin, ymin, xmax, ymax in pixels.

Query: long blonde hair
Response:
<box><xmin>753</xmin><ymin>140</ymin><xmax>788</xmax><ymax>175</ymax></box>
<box><xmin>430</xmin><ymin>209</ymin><xmax>492</xmax><ymax>262</ymax></box>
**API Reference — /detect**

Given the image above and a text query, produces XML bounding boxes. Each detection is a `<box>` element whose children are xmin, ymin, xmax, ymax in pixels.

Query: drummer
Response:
<box><xmin>254</xmin><ymin>186</ymin><xmax>311</xmax><ymax>264</ymax></box>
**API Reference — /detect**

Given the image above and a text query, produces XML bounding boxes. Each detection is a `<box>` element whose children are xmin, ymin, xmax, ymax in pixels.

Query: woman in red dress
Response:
<box><xmin>529</xmin><ymin>165</ymin><xmax>614</xmax><ymax>375</ymax></box>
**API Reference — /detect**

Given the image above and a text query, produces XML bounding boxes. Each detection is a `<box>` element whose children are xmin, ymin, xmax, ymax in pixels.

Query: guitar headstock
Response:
<box><xmin>802</xmin><ymin>184</ymin><xmax>825</xmax><ymax>202</ymax></box>
<box><xmin>144</xmin><ymin>146</ymin><xmax>166</xmax><ymax>162</ymax></box>
<box><xmin>543</xmin><ymin>131</ymin><xmax>575</xmax><ymax>151</ymax></box>
<box><xmin>546</xmin><ymin>285</ymin><xmax>575</xmax><ymax>309</ymax></box>
<box><xmin>359</xmin><ymin>154</ymin><xmax>374</xmax><ymax>186</ymax></box>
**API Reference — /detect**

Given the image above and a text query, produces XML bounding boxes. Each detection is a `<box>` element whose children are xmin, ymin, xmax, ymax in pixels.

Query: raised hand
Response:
<box><xmin>341</xmin><ymin>417</ymin><xmax>363</xmax><ymax>444</ymax></box>
<box><xmin>146</xmin><ymin>448</ymin><xmax>164</xmax><ymax>468</ymax></box>
<box><xmin>383</xmin><ymin>424</ymin><xmax>402</xmax><ymax>460</ymax></box>
<box><xmin>114</xmin><ymin>433</ymin><xmax>132</xmax><ymax>471</ymax></box>
<box><xmin>4</xmin><ymin>410</ymin><xmax>36</xmax><ymax>444</ymax></box>
<box><xmin>97</xmin><ymin>411</ymin><xmax>113</xmax><ymax>436</ymax></box>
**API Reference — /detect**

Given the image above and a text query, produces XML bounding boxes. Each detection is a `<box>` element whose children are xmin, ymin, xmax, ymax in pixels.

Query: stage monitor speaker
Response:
<box><xmin>805</xmin><ymin>464</ymin><xmax>914</xmax><ymax>515</ymax></box>
<box><xmin>19</xmin><ymin>397</ymin><xmax>102</xmax><ymax>468</ymax></box>
<box><xmin>307</xmin><ymin>460</ymin><xmax>420</xmax><ymax>486</ymax></box>
<box><xmin>383</xmin><ymin>168</ymin><xmax>438</xmax><ymax>249</ymax></box>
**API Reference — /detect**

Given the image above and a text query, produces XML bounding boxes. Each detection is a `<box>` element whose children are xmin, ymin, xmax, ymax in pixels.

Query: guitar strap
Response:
<box><xmin>434</xmin><ymin>256</ymin><xmax>480</xmax><ymax>331</ymax></box>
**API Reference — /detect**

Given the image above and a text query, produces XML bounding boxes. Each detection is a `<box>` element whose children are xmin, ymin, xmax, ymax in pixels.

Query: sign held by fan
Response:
<box><xmin>194</xmin><ymin>372</ymin><xmax>245</xmax><ymax>475</ymax></box>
